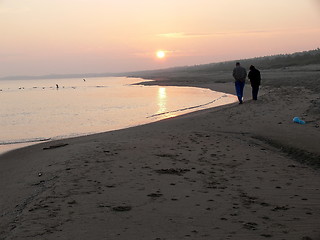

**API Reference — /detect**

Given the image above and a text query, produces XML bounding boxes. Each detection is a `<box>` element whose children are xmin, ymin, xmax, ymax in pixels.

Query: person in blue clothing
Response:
<box><xmin>248</xmin><ymin>65</ymin><xmax>261</xmax><ymax>100</ymax></box>
<box><xmin>232</xmin><ymin>62</ymin><xmax>247</xmax><ymax>104</ymax></box>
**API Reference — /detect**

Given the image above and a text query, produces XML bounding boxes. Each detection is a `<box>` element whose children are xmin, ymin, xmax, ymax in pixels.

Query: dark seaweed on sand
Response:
<box><xmin>155</xmin><ymin>168</ymin><xmax>190</xmax><ymax>176</ymax></box>
<box><xmin>112</xmin><ymin>206</ymin><xmax>132</xmax><ymax>212</ymax></box>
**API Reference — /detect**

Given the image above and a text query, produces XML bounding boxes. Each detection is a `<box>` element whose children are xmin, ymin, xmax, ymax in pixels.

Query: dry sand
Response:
<box><xmin>0</xmin><ymin>66</ymin><xmax>320</xmax><ymax>240</ymax></box>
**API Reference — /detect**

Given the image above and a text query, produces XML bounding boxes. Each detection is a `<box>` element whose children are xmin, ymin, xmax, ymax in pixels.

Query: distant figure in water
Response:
<box><xmin>56</xmin><ymin>84</ymin><xmax>59</xmax><ymax>89</ymax></box>
<box><xmin>83</xmin><ymin>78</ymin><xmax>86</xmax><ymax>82</ymax></box>
<box><xmin>232</xmin><ymin>62</ymin><xmax>247</xmax><ymax>104</ymax></box>
<box><xmin>248</xmin><ymin>65</ymin><xmax>261</xmax><ymax>100</ymax></box>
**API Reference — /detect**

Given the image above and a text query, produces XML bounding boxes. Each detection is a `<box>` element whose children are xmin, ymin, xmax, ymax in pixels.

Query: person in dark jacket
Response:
<box><xmin>248</xmin><ymin>65</ymin><xmax>261</xmax><ymax>100</ymax></box>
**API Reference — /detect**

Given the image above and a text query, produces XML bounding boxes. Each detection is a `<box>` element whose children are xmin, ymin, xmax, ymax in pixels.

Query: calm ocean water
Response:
<box><xmin>0</xmin><ymin>77</ymin><xmax>236</xmax><ymax>154</ymax></box>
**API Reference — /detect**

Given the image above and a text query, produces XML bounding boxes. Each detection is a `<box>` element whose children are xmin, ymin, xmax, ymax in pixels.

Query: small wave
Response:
<box><xmin>147</xmin><ymin>95</ymin><xmax>227</xmax><ymax>118</ymax></box>
<box><xmin>0</xmin><ymin>137</ymin><xmax>51</xmax><ymax>145</ymax></box>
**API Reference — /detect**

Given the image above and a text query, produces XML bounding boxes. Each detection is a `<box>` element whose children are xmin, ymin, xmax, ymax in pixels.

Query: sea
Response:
<box><xmin>0</xmin><ymin>77</ymin><xmax>237</xmax><ymax>154</ymax></box>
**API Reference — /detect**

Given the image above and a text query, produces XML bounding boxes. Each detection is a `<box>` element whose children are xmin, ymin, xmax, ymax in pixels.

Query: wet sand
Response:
<box><xmin>0</xmin><ymin>66</ymin><xmax>319</xmax><ymax>239</ymax></box>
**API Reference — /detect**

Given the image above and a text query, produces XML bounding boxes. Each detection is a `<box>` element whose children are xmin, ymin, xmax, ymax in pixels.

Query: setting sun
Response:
<box><xmin>156</xmin><ymin>50</ymin><xmax>166</xmax><ymax>59</ymax></box>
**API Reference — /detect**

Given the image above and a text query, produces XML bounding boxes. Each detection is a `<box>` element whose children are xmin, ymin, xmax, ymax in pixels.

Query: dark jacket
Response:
<box><xmin>248</xmin><ymin>67</ymin><xmax>261</xmax><ymax>86</ymax></box>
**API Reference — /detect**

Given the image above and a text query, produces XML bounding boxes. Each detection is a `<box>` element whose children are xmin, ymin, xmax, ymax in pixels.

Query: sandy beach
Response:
<box><xmin>1</xmin><ymin>66</ymin><xmax>320</xmax><ymax>239</ymax></box>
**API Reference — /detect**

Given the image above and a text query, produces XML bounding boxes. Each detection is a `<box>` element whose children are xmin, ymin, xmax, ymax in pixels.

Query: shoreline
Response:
<box><xmin>1</xmin><ymin>69</ymin><xmax>320</xmax><ymax>239</ymax></box>
<box><xmin>0</xmin><ymin>79</ymin><xmax>236</xmax><ymax>156</ymax></box>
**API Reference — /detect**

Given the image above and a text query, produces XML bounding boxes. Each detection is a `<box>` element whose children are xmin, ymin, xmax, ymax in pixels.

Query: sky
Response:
<box><xmin>0</xmin><ymin>0</ymin><xmax>319</xmax><ymax>77</ymax></box>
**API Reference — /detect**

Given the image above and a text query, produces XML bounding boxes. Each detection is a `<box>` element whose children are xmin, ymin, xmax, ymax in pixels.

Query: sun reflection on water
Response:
<box><xmin>156</xmin><ymin>87</ymin><xmax>177</xmax><ymax>119</ymax></box>
<box><xmin>157</xmin><ymin>87</ymin><xmax>167</xmax><ymax>114</ymax></box>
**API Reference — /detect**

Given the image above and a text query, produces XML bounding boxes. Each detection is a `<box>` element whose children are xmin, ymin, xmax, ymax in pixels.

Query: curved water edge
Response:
<box><xmin>0</xmin><ymin>94</ymin><xmax>233</xmax><ymax>155</ymax></box>
<box><xmin>0</xmin><ymin>137</ymin><xmax>51</xmax><ymax>146</ymax></box>
<box><xmin>0</xmin><ymin>77</ymin><xmax>237</xmax><ymax>155</ymax></box>
<box><xmin>147</xmin><ymin>94</ymin><xmax>229</xmax><ymax>118</ymax></box>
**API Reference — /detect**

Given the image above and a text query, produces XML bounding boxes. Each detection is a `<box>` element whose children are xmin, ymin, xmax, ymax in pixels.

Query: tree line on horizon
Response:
<box><xmin>200</xmin><ymin>48</ymin><xmax>320</xmax><ymax>71</ymax></box>
<box><xmin>132</xmin><ymin>48</ymin><xmax>320</xmax><ymax>76</ymax></box>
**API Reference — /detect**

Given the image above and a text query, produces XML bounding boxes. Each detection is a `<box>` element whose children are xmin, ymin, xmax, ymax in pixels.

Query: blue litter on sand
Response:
<box><xmin>293</xmin><ymin>117</ymin><xmax>306</xmax><ymax>124</ymax></box>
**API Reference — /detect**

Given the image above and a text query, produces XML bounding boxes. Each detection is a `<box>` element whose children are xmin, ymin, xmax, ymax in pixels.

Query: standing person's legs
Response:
<box><xmin>252</xmin><ymin>86</ymin><xmax>259</xmax><ymax>100</ymax></box>
<box><xmin>235</xmin><ymin>81</ymin><xmax>245</xmax><ymax>103</ymax></box>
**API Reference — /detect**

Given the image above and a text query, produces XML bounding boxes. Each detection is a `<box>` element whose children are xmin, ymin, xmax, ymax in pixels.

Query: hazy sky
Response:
<box><xmin>1</xmin><ymin>0</ymin><xmax>319</xmax><ymax>77</ymax></box>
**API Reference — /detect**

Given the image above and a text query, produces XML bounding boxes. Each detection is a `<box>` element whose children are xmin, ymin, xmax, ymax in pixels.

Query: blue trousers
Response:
<box><xmin>235</xmin><ymin>81</ymin><xmax>245</xmax><ymax>103</ymax></box>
